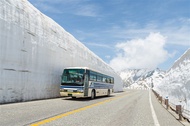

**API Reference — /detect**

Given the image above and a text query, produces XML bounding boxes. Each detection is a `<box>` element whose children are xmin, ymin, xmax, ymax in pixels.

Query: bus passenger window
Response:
<box><xmin>111</xmin><ymin>78</ymin><xmax>114</xmax><ymax>84</ymax></box>
<box><xmin>107</xmin><ymin>78</ymin><xmax>111</xmax><ymax>83</ymax></box>
<box><xmin>103</xmin><ymin>76</ymin><xmax>107</xmax><ymax>83</ymax></box>
<box><xmin>97</xmin><ymin>75</ymin><xmax>102</xmax><ymax>82</ymax></box>
<box><xmin>90</xmin><ymin>74</ymin><xmax>97</xmax><ymax>81</ymax></box>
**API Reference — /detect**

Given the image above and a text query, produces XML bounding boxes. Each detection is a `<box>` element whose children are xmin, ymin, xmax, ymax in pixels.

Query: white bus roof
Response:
<box><xmin>64</xmin><ymin>67</ymin><xmax>89</xmax><ymax>70</ymax></box>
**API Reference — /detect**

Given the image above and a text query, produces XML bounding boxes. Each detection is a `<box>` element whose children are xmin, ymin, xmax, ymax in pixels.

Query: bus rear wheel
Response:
<box><xmin>91</xmin><ymin>90</ymin><xmax>95</xmax><ymax>99</ymax></box>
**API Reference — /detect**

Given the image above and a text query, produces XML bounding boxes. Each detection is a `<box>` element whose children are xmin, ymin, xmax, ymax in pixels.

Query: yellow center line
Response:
<box><xmin>30</xmin><ymin>94</ymin><xmax>128</xmax><ymax>126</ymax></box>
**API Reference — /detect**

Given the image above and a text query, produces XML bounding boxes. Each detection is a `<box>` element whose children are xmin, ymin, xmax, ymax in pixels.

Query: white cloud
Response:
<box><xmin>33</xmin><ymin>3</ymin><xmax>62</xmax><ymax>14</ymax></box>
<box><xmin>103</xmin><ymin>18</ymin><xmax>190</xmax><ymax>46</ymax></box>
<box><xmin>29</xmin><ymin>0</ymin><xmax>100</xmax><ymax>17</ymax></box>
<box><xmin>84</xmin><ymin>42</ymin><xmax>112</xmax><ymax>48</ymax></box>
<box><xmin>109</xmin><ymin>32</ymin><xmax>169</xmax><ymax>71</ymax></box>
<box><xmin>105</xmin><ymin>55</ymin><xmax>111</xmax><ymax>59</ymax></box>
<box><xmin>74</xmin><ymin>4</ymin><xmax>99</xmax><ymax>17</ymax></box>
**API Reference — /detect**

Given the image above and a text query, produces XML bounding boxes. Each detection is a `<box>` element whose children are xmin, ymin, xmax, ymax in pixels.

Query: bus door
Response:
<box><xmin>84</xmin><ymin>72</ymin><xmax>89</xmax><ymax>96</ymax></box>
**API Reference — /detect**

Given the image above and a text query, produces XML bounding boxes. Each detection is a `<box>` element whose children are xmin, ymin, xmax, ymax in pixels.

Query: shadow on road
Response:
<box><xmin>62</xmin><ymin>95</ymin><xmax>115</xmax><ymax>102</ymax></box>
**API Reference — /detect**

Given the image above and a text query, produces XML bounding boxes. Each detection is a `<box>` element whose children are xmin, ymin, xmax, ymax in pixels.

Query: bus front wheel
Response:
<box><xmin>91</xmin><ymin>90</ymin><xmax>95</xmax><ymax>99</ymax></box>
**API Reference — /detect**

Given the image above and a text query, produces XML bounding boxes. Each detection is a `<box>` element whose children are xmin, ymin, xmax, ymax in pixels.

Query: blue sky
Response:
<box><xmin>28</xmin><ymin>0</ymin><xmax>190</xmax><ymax>71</ymax></box>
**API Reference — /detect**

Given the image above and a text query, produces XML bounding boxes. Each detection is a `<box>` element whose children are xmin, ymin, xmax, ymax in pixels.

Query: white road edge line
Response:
<box><xmin>149</xmin><ymin>89</ymin><xmax>160</xmax><ymax>126</ymax></box>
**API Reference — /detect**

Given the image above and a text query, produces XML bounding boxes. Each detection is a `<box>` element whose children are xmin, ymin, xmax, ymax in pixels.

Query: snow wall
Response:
<box><xmin>154</xmin><ymin>49</ymin><xmax>190</xmax><ymax>118</ymax></box>
<box><xmin>0</xmin><ymin>0</ymin><xmax>123</xmax><ymax>104</ymax></box>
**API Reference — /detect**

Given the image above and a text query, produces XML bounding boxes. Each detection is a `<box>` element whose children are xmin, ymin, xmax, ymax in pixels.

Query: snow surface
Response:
<box><xmin>0</xmin><ymin>0</ymin><xmax>123</xmax><ymax>103</ymax></box>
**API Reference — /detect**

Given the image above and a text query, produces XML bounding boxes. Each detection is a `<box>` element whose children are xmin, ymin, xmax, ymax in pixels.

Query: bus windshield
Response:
<box><xmin>61</xmin><ymin>69</ymin><xmax>85</xmax><ymax>86</ymax></box>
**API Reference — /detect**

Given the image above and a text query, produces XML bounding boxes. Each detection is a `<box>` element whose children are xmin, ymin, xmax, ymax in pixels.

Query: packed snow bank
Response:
<box><xmin>154</xmin><ymin>49</ymin><xmax>190</xmax><ymax>119</ymax></box>
<box><xmin>0</xmin><ymin>0</ymin><xmax>123</xmax><ymax>103</ymax></box>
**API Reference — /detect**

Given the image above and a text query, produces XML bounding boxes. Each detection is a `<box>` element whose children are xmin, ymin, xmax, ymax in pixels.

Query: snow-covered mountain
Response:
<box><xmin>120</xmin><ymin>68</ymin><xmax>165</xmax><ymax>89</ymax></box>
<box><xmin>154</xmin><ymin>49</ymin><xmax>190</xmax><ymax>119</ymax></box>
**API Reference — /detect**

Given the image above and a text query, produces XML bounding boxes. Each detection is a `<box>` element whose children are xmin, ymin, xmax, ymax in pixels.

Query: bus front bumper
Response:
<box><xmin>60</xmin><ymin>89</ymin><xmax>84</xmax><ymax>97</ymax></box>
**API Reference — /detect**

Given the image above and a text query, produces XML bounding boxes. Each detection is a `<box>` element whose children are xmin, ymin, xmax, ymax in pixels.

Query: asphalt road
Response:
<box><xmin>0</xmin><ymin>90</ymin><xmax>184</xmax><ymax>126</ymax></box>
